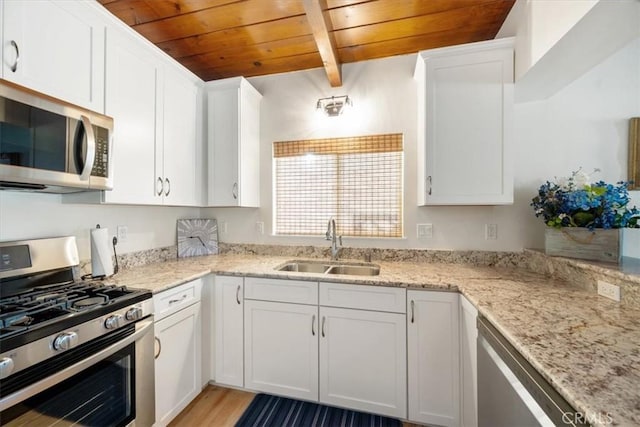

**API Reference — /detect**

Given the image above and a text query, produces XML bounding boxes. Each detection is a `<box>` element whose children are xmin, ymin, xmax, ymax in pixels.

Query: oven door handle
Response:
<box><xmin>0</xmin><ymin>318</ymin><xmax>154</xmax><ymax>412</ymax></box>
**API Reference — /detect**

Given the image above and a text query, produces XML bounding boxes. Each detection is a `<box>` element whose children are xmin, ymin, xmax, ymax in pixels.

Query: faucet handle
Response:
<box><xmin>338</xmin><ymin>235</ymin><xmax>342</xmax><ymax>245</ymax></box>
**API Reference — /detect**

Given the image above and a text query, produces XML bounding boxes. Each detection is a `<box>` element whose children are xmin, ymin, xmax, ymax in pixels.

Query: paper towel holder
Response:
<box><xmin>91</xmin><ymin>224</ymin><xmax>116</xmax><ymax>279</ymax></box>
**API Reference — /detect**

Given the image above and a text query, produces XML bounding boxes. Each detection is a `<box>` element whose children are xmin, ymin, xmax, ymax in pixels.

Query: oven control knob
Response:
<box><xmin>125</xmin><ymin>307</ymin><xmax>143</xmax><ymax>321</ymax></box>
<box><xmin>0</xmin><ymin>357</ymin><xmax>15</xmax><ymax>379</ymax></box>
<box><xmin>53</xmin><ymin>332</ymin><xmax>79</xmax><ymax>351</ymax></box>
<box><xmin>104</xmin><ymin>314</ymin><xmax>123</xmax><ymax>330</ymax></box>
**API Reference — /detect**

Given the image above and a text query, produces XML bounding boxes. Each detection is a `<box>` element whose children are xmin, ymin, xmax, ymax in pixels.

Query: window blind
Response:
<box><xmin>274</xmin><ymin>134</ymin><xmax>403</xmax><ymax>238</ymax></box>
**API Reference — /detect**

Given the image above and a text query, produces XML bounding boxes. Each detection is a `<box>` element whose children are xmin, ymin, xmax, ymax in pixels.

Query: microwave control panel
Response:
<box><xmin>92</xmin><ymin>126</ymin><xmax>109</xmax><ymax>178</ymax></box>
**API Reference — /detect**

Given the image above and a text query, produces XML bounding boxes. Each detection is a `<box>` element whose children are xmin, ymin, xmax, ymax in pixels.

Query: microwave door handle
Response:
<box><xmin>78</xmin><ymin>115</ymin><xmax>96</xmax><ymax>181</ymax></box>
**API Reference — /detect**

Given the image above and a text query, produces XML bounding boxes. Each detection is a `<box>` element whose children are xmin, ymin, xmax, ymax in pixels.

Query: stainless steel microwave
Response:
<box><xmin>0</xmin><ymin>81</ymin><xmax>113</xmax><ymax>193</ymax></box>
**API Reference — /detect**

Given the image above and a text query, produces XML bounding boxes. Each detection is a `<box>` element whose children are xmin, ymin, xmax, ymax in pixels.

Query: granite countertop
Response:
<box><xmin>107</xmin><ymin>253</ymin><xmax>640</xmax><ymax>427</ymax></box>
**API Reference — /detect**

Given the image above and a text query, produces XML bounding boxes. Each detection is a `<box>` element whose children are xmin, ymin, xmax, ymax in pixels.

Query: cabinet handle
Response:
<box><xmin>169</xmin><ymin>294</ymin><xmax>187</xmax><ymax>304</ymax></box>
<box><xmin>312</xmin><ymin>314</ymin><xmax>316</xmax><ymax>336</ymax></box>
<box><xmin>410</xmin><ymin>300</ymin><xmax>415</xmax><ymax>323</ymax></box>
<box><xmin>236</xmin><ymin>285</ymin><xmax>241</xmax><ymax>305</ymax></box>
<box><xmin>154</xmin><ymin>336</ymin><xmax>162</xmax><ymax>359</ymax></box>
<box><xmin>165</xmin><ymin>178</ymin><xmax>170</xmax><ymax>196</ymax></box>
<box><xmin>427</xmin><ymin>176</ymin><xmax>432</xmax><ymax>196</ymax></box>
<box><xmin>321</xmin><ymin>316</ymin><xmax>326</xmax><ymax>337</ymax></box>
<box><xmin>10</xmin><ymin>40</ymin><xmax>19</xmax><ymax>72</ymax></box>
<box><xmin>232</xmin><ymin>182</ymin><xmax>238</xmax><ymax>200</ymax></box>
<box><xmin>156</xmin><ymin>177</ymin><xmax>163</xmax><ymax>196</ymax></box>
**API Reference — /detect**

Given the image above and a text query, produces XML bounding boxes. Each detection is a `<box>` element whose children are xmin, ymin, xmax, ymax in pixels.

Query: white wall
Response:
<box><xmin>204</xmin><ymin>37</ymin><xmax>640</xmax><ymax>251</ymax></box>
<box><xmin>0</xmin><ymin>192</ymin><xmax>199</xmax><ymax>259</ymax></box>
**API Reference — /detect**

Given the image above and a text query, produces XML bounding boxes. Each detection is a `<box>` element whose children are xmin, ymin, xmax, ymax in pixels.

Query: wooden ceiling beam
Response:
<box><xmin>302</xmin><ymin>0</ymin><xmax>342</xmax><ymax>87</ymax></box>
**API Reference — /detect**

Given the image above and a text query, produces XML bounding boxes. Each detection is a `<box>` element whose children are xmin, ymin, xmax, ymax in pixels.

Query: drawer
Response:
<box><xmin>319</xmin><ymin>282</ymin><xmax>406</xmax><ymax>313</ymax></box>
<box><xmin>154</xmin><ymin>279</ymin><xmax>202</xmax><ymax>321</ymax></box>
<box><xmin>244</xmin><ymin>277</ymin><xmax>317</xmax><ymax>305</ymax></box>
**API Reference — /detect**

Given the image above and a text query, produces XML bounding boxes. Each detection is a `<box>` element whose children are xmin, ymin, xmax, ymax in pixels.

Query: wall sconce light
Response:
<box><xmin>316</xmin><ymin>95</ymin><xmax>352</xmax><ymax>117</ymax></box>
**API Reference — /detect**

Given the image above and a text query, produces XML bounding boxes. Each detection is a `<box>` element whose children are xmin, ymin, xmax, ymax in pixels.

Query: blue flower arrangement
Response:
<box><xmin>531</xmin><ymin>169</ymin><xmax>640</xmax><ymax>229</ymax></box>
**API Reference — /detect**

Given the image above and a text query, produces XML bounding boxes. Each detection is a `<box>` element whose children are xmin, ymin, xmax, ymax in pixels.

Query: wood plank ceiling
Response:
<box><xmin>98</xmin><ymin>0</ymin><xmax>515</xmax><ymax>86</ymax></box>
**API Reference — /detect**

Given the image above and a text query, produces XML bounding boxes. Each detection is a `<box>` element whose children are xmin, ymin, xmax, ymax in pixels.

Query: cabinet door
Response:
<box><xmin>103</xmin><ymin>29</ymin><xmax>158</xmax><ymax>204</ymax></box>
<box><xmin>244</xmin><ymin>300</ymin><xmax>318</xmax><ymax>401</ymax></box>
<box><xmin>417</xmin><ymin>39</ymin><xmax>513</xmax><ymax>205</ymax></box>
<box><xmin>208</xmin><ymin>85</ymin><xmax>239</xmax><ymax>206</ymax></box>
<box><xmin>2</xmin><ymin>0</ymin><xmax>105</xmax><ymax>112</ymax></box>
<box><xmin>319</xmin><ymin>307</ymin><xmax>406</xmax><ymax>419</ymax></box>
<box><xmin>162</xmin><ymin>67</ymin><xmax>199</xmax><ymax>206</ymax></box>
<box><xmin>155</xmin><ymin>302</ymin><xmax>202</xmax><ymax>427</ymax></box>
<box><xmin>407</xmin><ymin>290</ymin><xmax>460</xmax><ymax>426</ymax></box>
<box><xmin>460</xmin><ymin>296</ymin><xmax>478</xmax><ymax>427</ymax></box>
<box><xmin>207</xmin><ymin>77</ymin><xmax>261</xmax><ymax>207</ymax></box>
<box><xmin>214</xmin><ymin>276</ymin><xmax>244</xmax><ymax>387</ymax></box>
<box><xmin>237</xmin><ymin>79</ymin><xmax>261</xmax><ymax>207</ymax></box>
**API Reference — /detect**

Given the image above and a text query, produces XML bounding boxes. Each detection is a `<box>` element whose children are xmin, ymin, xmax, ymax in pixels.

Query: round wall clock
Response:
<box><xmin>177</xmin><ymin>219</ymin><xmax>219</xmax><ymax>258</ymax></box>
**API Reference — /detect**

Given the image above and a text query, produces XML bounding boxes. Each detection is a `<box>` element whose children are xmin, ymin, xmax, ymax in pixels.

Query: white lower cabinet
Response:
<box><xmin>319</xmin><ymin>306</ymin><xmax>406</xmax><ymax>418</ymax></box>
<box><xmin>244</xmin><ymin>299</ymin><xmax>319</xmax><ymax>401</ymax></box>
<box><xmin>460</xmin><ymin>295</ymin><xmax>478</xmax><ymax>427</ymax></box>
<box><xmin>242</xmin><ymin>278</ymin><xmax>406</xmax><ymax>418</ymax></box>
<box><xmin>407</xmin><ymin>290</ymin><xmax>460</xmax><ymax>427</ymax></box>
<box><xmin>153</xmin><ymin>280</ymin><xmax>202</xmax><ymax>427</ymax></box>
<box><xmin>214</xmin><ymin>276</ymin><xmax>244</xmax><ymax>387</ymax></box>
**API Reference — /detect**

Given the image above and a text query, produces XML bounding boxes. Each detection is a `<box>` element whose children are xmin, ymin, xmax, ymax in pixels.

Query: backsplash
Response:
<box><xmin>218</xmin><ymin>243</ymin><xmax>528</xmax><ymax>267</ymax></box>
<box><xmin>79</xmin><ymin>243</ymin><xmax>640</xmax><ymax>307</ymax></box>
<box><xmin>79</xmin><ymin>245</ymin><xmax>178</xmax><ymax>275</ymax></box>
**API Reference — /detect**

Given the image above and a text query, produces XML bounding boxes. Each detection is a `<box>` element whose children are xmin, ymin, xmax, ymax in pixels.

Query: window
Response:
<box><xmin>274</xmin><ymin>134</ymin><xmax>403</xmax><ymax>238</ymax></box>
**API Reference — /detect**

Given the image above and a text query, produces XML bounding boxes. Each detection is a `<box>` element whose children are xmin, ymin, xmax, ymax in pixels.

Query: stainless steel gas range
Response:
<box><xmin>0</xmin><ymin>236</ymin><xmax>155</xmax><ymax>426</ymax></box>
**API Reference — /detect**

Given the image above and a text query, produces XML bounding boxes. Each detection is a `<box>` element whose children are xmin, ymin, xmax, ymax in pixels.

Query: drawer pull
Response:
<box><xmin>10</xmin><ymin>40</ymin><xmax>19</xmax><ymax>72</ymax></box>
<box><xmin>236</xmin><ymin>285</ymin><xmax>241</xmax><ymax>305</ymax></box>
<box><xmin>169</xmin><ymin>294</ymin><xmax>187</xmax><ymax>304</ymax></box>
<box><xmin>312</xmin><ymin>314</ymin><xmax>316</xmax><ymax>336</ymax></box>
<box><xmin>321</xmin><ymin>316</ymin><xmax>326</xmax><ymax>338</ymax></box>
<box><xmin>156</xmin><ymin>177</ymin><xmax>163</xmax><ymax>196</ymax></box>
<box><xmin>154</xmin><ymin>337</ymin><xmax>162</xmax><ymax>359</ymax></box>
<box><xmin>410</xmin><ymin>300</ymin><xmax>415</xmax><ymax>323</ymax></box>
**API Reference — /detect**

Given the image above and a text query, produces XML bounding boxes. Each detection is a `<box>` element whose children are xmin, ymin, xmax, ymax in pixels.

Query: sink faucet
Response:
<box><xmin>325</xmin><ymin>218</ymin><xmax>342</xmax><ymax>261</ymax></box>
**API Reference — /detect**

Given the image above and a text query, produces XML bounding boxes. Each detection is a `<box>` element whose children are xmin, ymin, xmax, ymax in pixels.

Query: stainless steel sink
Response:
<box><xmin>277</xmin><ymin>262</ymin><xmax>331</xmax><ymax>274</ymax></box>
<box><xmin>326</xmin><ymin>265</ymin><xmax>380</xmax><ymax>276</ymax></box>
<box><xmin>276</xmin><ymin>261</ymin><xmax>380</xmax><ymax>276</ymax></box>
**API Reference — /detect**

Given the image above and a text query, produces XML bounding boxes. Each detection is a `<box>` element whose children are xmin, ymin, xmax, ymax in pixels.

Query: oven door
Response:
<box><xmin>0</xmin><ymin>318</ymin><xmax>154</xmax><ymax>427</ymax></box>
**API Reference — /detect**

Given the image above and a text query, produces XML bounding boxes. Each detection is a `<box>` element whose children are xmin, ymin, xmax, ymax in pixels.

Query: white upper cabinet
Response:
<box><xmin>415</xmin><ymin>38</ymin><xmax>514</xmax><ymax>206</ymax></box>
<box><xmin>102</xmin><ymin>28</ymin><xmax>159</xmax><ymax>205</ymax></box>
<box><xmin>206</xmin><ymin>77</ymin><xmax>261</xmax><ymax>207</ymax></box>
<box><xmin>159</xmin><ymin>66</ymin><xmax>200</xmax><ymax>206</ymax></box>
<box><xmin>1</xmin><ymin>0</ymin><xmax>105</xmax><ymax>112</ymax></box>
<box><xmin>64</xmin><ymin>17</ymin><xmax>202</xmax><ymax>206</ymax></box>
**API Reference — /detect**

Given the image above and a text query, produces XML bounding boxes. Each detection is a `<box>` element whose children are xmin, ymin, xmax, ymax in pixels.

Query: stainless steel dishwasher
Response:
<box><xmin>477</xmin><ymin>315</ymin><xmax>588</xmax><ymax>427</ymax></box>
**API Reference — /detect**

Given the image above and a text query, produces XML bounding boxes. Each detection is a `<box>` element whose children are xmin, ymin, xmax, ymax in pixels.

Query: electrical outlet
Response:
<box><xmin>597</xmin><ymin>280</ymin><xmax>620</xmax><ymax>302</ymax></box>
<box><xmin>256</xmin><ymin>221</ymin><xmax>264</xmax><ymax>235</ymax></box>
<box><xmin>221</xmin><ymin>221</ymin><xmax>228</xmax><ymax>234</ymax></box>
<box><xmin>485</xmin><ymin>224</ymin><xmax>498</xmax><ymax>240</ymax></box>
<box><xmin>116</xmin><ymin>225</ymin><xmax>128</xmax><ymax>243</ymax></box>
<box><xmin>417</xmin><ymin>223</ymin><xmax>433</xmax><ymax>239</ymax></box>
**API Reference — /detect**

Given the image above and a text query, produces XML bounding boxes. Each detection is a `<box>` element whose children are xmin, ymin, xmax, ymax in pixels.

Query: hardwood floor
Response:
<box><xmin>169</xmin><ymin>386</ymin><xmax>255</xmax><ymax>427</ymax></box>
<box><xmin>170</xmin><ymin>385</ymin><xmax>423</xmax><ymax>427</ymax></box>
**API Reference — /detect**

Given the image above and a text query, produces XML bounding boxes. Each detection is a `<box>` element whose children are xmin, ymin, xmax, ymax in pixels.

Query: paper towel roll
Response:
<box><xmin>91</xmin><ymin>227</ymin><xmax>114</xmax><ymax>278</ymax></box>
